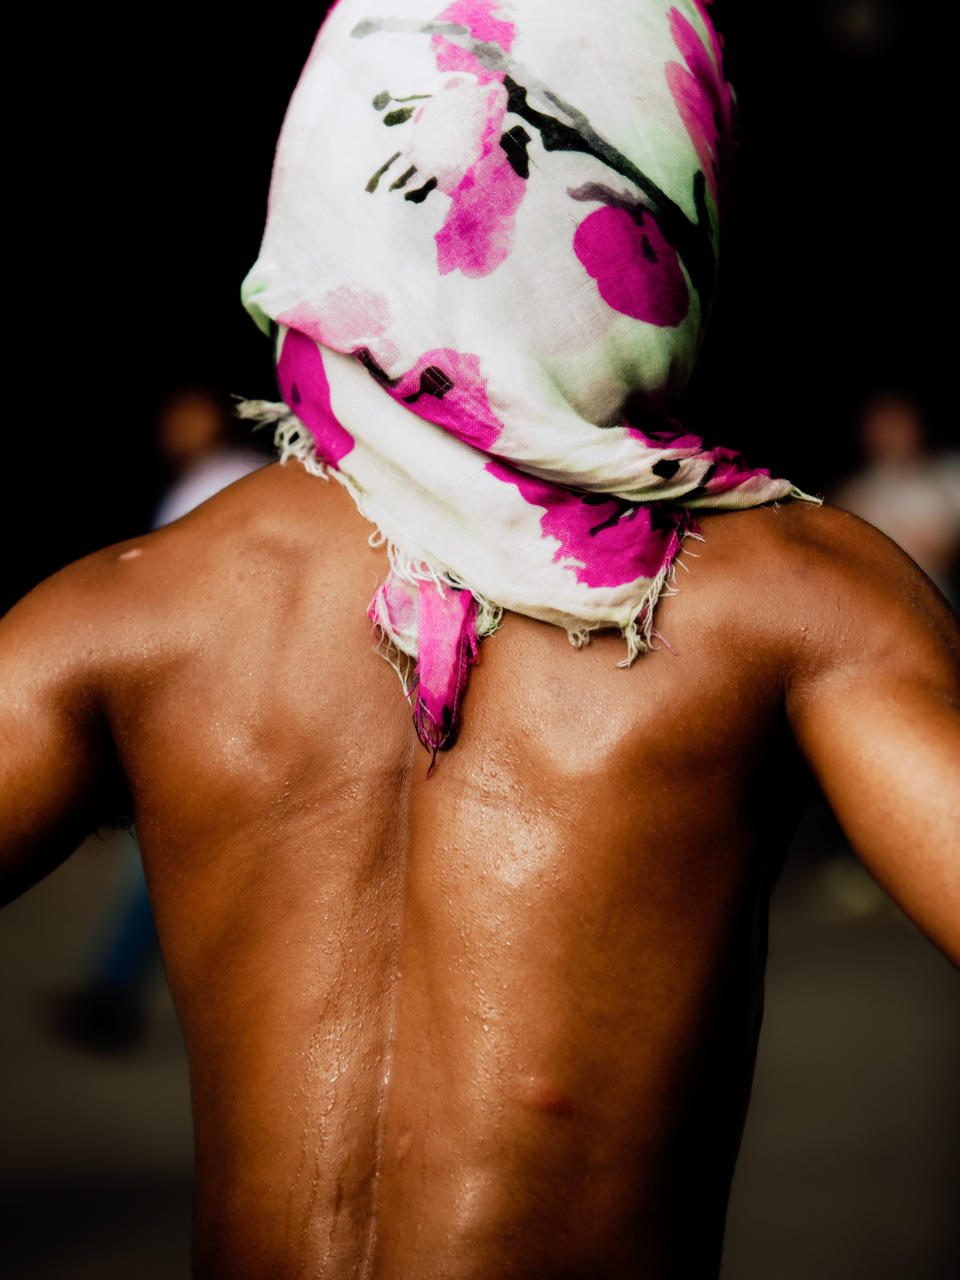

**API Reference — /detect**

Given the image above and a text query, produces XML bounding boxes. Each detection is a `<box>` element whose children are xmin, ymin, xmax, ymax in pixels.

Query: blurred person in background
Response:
<box><xmin>150</xmin><ymin>386</ymin><xmax>270</xmax><ymax>529</ymax></box>
<box><xmin>1</xmin><ymin>3</ymin><xmax>958</xmax><ymax>1278</ymax></box>
<box><xmin>52</xmin><ymin>386</ymin><xmax>267</xmax><ymax>1052</ymax></box>
<box><xmin>834</xmin><ymin>391</ymin><xmax>960</xmax><ymax>601</ymax></box>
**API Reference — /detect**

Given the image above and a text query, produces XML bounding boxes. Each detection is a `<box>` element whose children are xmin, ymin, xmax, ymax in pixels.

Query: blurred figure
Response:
<box><xmin>53</xmin><ymin>387</ymin><xmax>266</xmax><ymax>1053</ymax></box>
<box><xmin>151</xmin><ymin>386</ymin><xmax>269</xmax><ymax>527</ymax></box>
<box><xmin>834</xmin><ymin>392</ymin><xmax>960</xmax><ymax>600</ymax></box>
<box><xmin>819</xmin><ymin>0</ymin><xmax>901</xmax><ymax>56</ymax></box>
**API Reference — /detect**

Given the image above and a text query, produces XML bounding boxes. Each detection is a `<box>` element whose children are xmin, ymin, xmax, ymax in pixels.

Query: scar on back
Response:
<box><xmin>119</xmin><ymin>548</ymin><xmax>143</xmax><ymax>561</ymax></box>
<box><xmin>522</xmin><ymin>1077</ymin><xmax>576</xmax><ymax>1118</ymax></box>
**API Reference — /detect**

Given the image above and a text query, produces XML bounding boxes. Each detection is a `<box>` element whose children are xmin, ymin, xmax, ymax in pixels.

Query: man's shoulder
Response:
<box><xmin>686</xmin><ymin>496</ymin><xmax>957</xmax><ymax>680</ymax></box>
<box><xmin>699</xmin><ymin>497</ymin><xmax>896</xmax><ymax>573</ymax></box>
<box><xmin>49</xmin><ymin>461</ymin><xmax>315</xmax><ymax>595</ymax></box>
<box><xmin>9</xmin><ymin>481</ymin><xmax>956</xmax><ymax>705</ymax></box>
<box><xmin>0</xmin><ymin>465</ymin><xmax>282</xmax><ymax>678</ymax></box>
<box><xmin>698</xmin><ymin>498</ymin><xmax>939</xmax><ymax>598</ymax></box>
<box><xmin>2</xmin><ymin>459</ymin><xmax>393</xmax><ymax>696</ymax></box>
<box><xmin>689</xmin><ymin>499</ymin><xmax>958</xmax><ymax>680</ymax></box>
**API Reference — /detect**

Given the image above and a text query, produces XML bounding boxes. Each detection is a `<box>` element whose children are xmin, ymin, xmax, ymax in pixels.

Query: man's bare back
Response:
<box><xmin>2</xmin><ymin>460</ymin><xmax>958</xmax><ymax>1278</ymax></box>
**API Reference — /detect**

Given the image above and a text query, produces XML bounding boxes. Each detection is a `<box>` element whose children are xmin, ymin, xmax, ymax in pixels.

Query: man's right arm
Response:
<box><xmin>784</xmin><ymin>509</ymin><xmax>960</xmax><ymax>965</ymax></box>
<box><xmin>0</xmin><ymin>554</ymin><xmax>127</xmax><ymax>906</ymax></box>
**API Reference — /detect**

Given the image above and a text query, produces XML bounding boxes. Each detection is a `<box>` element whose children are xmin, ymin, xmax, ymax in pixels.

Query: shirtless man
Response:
<box><xmin>1</xmin><ymin>463</ymin><xmax>958</xmax><ymax>1277</ymax></box>
<box><xmin>3</xmin><ymin>1</ymin><xmax>959</xmax><ymax>1274</ymax></box>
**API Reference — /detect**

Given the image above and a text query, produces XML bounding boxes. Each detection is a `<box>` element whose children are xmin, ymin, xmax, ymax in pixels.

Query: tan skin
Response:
<box><xmin>2</xmin><ymin>460</ymin><xmax>958</xmax><ymax>1278</ymax></box>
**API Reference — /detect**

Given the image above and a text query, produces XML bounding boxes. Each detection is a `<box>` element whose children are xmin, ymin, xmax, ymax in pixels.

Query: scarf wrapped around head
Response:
<box><xmin>241</xmin><ymin>0</ymin><xmax>811</xmax><ymax>756</ymax></box>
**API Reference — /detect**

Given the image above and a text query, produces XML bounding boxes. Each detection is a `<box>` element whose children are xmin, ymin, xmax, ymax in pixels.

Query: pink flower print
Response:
<box><xmin>428</xmin><ymin>2</ymin><xmax>525</xmax><ymax>276</ymax></box>
<box><xmin>278</xmin><ymin>288</ymin><xmax>392</xmax><ymax>352</ymax></box>
<box><xmin>276</xmin><ymin>329</ymin><xmax>355</xmax><ymax>468</ymax></box>
<box><xmin>437</xmin><ymin>0</ymin><xmax>515</xmax><ymax>50</ymax></box>
<box><xmin>434</xmin><ymin>105</ymin><xmax>527</xmax><ymax>277</ymax></box>
<box><xmin>626</xmin><ymin>420</ymin><xmax>705</xmax><ymax>452</ymax></box>
<box><xmin>386</xmin><ymin>348</ymin><xmax>506</xmax><ymax>452</ymax></box>
<box><xmin>624</xmin><ymin>425</ymin><xmax>774</xmax><ymax>497</ymax></box>
<box><xmin>411</xmin><ymin>578</ymin><xmax>479</xmax><ymax>756</ymax></box>
<box><xmin>573</xmin><ymin>204</ymin><xmax>689</xmax><ymax>327</ymax></box>
<box><xmin>368</xmin><ymin>578</ymin><xmax>417</xmax><ymax>647</ymax></box>
<box><xmin>698</xmin><ymin>446</ymin><xmax>772</xmax><ymax>496</ymax></box>
<box><xmin>486</xmin><ymin>459</ymin><xmax>682</xmax><ymax>588</ymax></box>
<box><xmin>432</xmin><ymin>0</ymin><xmax>516</xmax><ymax>82</ymax></box>
<box><xmin>367</xmin><ymin>574</ymin><xmax>479</xmax><ymax>758</ymax></box>
<box><xmin>665</xmin><ymin>3</ymin><xmax>734</xmax><ymax>214</ymax></box>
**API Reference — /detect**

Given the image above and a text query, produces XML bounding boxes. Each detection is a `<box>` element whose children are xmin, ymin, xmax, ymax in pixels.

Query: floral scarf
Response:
<box><xmin>241</xmin><ymin>0</ymin><xmax>810</xmax><ymax>756</ymax></box>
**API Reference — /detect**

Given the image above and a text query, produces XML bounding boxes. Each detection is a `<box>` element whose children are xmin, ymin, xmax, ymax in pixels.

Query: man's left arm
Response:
<box><xmin>786</xmin><ymin>519</ymin><xmax>960</xmax><ymax>965</ymax></box>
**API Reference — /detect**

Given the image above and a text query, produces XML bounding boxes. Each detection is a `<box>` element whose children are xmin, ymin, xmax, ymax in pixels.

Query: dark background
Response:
<box><xmin>4</xmin><ymin>0</ymin><xmax>953</xmax><ymax>610</ymax></box>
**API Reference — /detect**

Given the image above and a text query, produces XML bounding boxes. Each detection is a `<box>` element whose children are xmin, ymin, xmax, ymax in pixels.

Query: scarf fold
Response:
<box><xmin>241</xmin><ymin>0</ymin><xmax>813</xmax><ymax>754</ymax></box>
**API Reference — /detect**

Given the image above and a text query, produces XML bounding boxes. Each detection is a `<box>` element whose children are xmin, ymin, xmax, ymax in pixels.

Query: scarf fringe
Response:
<box><xmin>235</xmin><ymin>399</ymin><xmax>711</xmax><ymax>685</ymax></box>
<box><xmin>371</xmin><ymin>625</ymin><xmax>417</xmax><ymax>696</ymax></box>
<box><xmin>789</xmin><ymin>485</ymin><xmax>824</xmax><ymax>506</ymax></box>
<box><xmin>566</xmin><ymin>522</ymin><xmax>703</xmax><ymax>665</ymax></box>
<box><xmin>234</xmin><ymin>398</ymin><xmax>330</xmax><ymax>480</ymax></box>
<box><xmin>236</xmin><ymin>398</ymin><xmax>505</xmax><ymax>669</ymax></box>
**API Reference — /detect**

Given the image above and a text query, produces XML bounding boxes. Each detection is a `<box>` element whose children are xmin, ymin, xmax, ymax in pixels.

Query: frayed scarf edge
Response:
<box><xmin>236</xmin><ymin>398</ymin><xmax>707</xmax><ymax>678</ymax></box>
